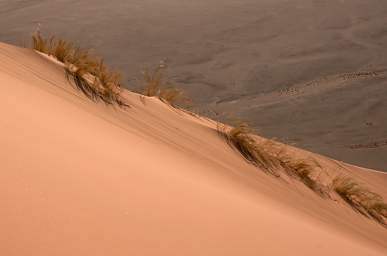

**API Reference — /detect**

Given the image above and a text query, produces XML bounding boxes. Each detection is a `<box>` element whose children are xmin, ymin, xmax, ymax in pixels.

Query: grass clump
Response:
<box><xmin>63</xmin><ymin>48</ymin><xmax>101</xmax><ymax>102</ymax></box>
<box><xmin>140</xmin><ymin>62</ymin><xmax>184</xmax><ymax>106</ymax></box>
<box><xmin>51</xmin><ymin>39</ymin><xmax>74</xmax><ymax>62</ymax></box>
<box><xmin>218</xmin><ymin>123</ymin><xmax>330</xmax><ymax>197</ymax></box>
<box><xmin>31</xmin><ymin>31</ymin><xmax>127</xmax><ymax>107</ymax></box>
<box><xmin>95</xmin><ymin>60</ymin><xmax>127</xmax><ymax>106</ymax></box>
<box><xmin>142</xmin><ymin>62</ymin><xmax>166</xmax><ymax>97</ymax></box>
<box><xmin>219</xmin><ymin>123</ymin><xmax>387</xmax><ymax>227</ymax></box>
<box><xmin>279</xmin><ymin>155</ymin><xmax>330</xmax><ymax>198</ymax></box>
<box><xmin>218</xmin><ymin>123</ymin><xmax>281</xmax><ymax>177</ymax></box>
<box><xmin>333</xmin><ymin>176</ymin><xmax>387</xmax><ymax>227</ymax></box>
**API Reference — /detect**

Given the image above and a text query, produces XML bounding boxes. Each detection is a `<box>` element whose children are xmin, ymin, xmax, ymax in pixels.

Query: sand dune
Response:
<box><xmin>1</xmin><ymin>0</ymin><xmax>387</xmax><ymax>170</ymax></box>
<box><xmin>1</xmin><ymin>42</ymin><xmax>386</xmax><ymax>255</ymax></box>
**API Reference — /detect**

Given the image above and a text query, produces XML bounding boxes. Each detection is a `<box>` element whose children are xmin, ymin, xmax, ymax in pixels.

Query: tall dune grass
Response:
<box><xmin>218</xmin><ymin>123</ymin><xmax>386</xmax><ymax>226</ymax></box>
<box><xmin>333</xmin><ymin>176</ymin><xmax>387</xmax><ymax>227</ymax></box>
<box><xmin>31</xmin><ymin>31</ymin><xmax>127</xmax><ymax>107</ymax></box>
<box><xmin>51</xmin><ymin>39</ymin><xmax>74</xmax><ymax>62</ymax></box>
<box><xmin>218</xmin><ymin>123</ymin><xmax>282</xmax><ymax>177</ymax></box>
<box><xmin>218</xmin><ymin>123</ymin><xmax>331</xmax><ymax>197</ymax></box>
<box><xmin>279</xmin><ymin>155</ymin><xmax>330</xmax><ymax>198</ymax></box>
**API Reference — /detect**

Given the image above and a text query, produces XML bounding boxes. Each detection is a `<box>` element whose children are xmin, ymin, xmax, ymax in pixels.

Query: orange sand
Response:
<box><xmin>0</xmin><ymin>42</ymin><xmax>386</xmax><ymax>255</ymax></box>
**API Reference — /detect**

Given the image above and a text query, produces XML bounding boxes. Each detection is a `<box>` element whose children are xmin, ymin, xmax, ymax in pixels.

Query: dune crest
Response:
<box><xmin>1</xmin><ymin>42</ymin><xmax>386</xmax><ymax>255</ymax></box>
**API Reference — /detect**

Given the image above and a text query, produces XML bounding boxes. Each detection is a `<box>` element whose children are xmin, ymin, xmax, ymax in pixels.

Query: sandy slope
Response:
<box><xmin>1</xmin><ymin>0</ymin><xmax>387</xmax><ymax>170</ymax></box>
<box><xmin>0</xmin><ymin>42</ymin><xmax>386</xmax><ymax>255</ymax></box>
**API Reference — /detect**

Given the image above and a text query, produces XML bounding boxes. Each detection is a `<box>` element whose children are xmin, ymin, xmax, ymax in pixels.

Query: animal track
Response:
<box><xmin>348</xmin><ymin>139</ymin><xmax>387</xmax><ymax>149</ymax></box>
<box><xmin>277</xmin><ymin>69</ymin><xmax>387</xmax><ymax>96</ymax></box>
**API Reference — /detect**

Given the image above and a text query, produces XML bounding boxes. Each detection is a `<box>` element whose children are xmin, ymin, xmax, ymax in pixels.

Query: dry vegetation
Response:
<box><xmin>32</xmin><ymin>30</ymin><xmax>186</xmax><ymax>107</ymax></box>
<box><xmin>31</xmin><ymin>30</ymin><xmax>51</xmax><ymax>54</ymax></box>
<box><xmin>32</xmin><ymin>31</ymin><xmax>127</xmax><ymax>107</ymax></box>
<box><xmin>31</xmin><ymin>30</ymin><xmax>387</xmax><ymax>228</ymax></box>
<box><xmin>218</xmin><ymin>123</ymin><xmax>281</xmax><ymax>177</ymax></box>
<box><xmin>51</xmin><ymin>39</ymin><xmax>74</xmax><ymax>62</ymax></box>
<box><xmin>219</xmin><ymin>123</ymin><xmax>387</xmax><ymax>226</ymax></box>
<box><xmin>140</xmin><ymin>62</ymin><xmax>185</xmax><ymax>106</ymax></box>
<box><xmin>218</xmin><ymin>123</ymin><xmax>329</xmax><ymax>196</ymax></box>
<box><xmin>279</xmin><ymin>155</ymin><xmax>330</xmax><ymax>198</ymax></box>
<box><xmin>333</xmin><ymin>176</ymin><xmax>387</xmax><ymax>227</ymax></box>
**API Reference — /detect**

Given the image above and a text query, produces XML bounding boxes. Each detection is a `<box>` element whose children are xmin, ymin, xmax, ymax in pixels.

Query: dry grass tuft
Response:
<box><xmin>218</xmin><ymin>123</ymin><xmax>281</xmax><ymax>177</ymax></box>
<box><xmin>219</xmin><ymin>124</ymin><xmax>386</xmax><ymax>226</ymax></box>
<box><xmin>333</xmin><ymin>176</ymin><xmax>387</xmax><ymax>227</ymax></box>
<box><xmin>140</xmin><ymin>62</ymin><xmax>185</xmax><ymax>105</ymax></box>
<box><xmin>94</xmin><ymin>60</ymin><xmax>127</xmax><ymax>107</ymax></box>
<box><xmin>31</xmin><ymin>32</ymin><xmax>127</xmax><ymax>107</ymax></box>
<box><xmin>250</xmin><ymin>139</ymin><xmax>330</xmax><ymax>197</ymax></box>
<box><xmin>142</xmin><ymin>63</ymin><xmax>166</xmax><ymax>97</ymax></box>
<box><xmin>51</xmin><ymin>39</ymin><xmax>74</xmax><ymax>62</ymax></box>
<box><xmin>218</xmin><ymin>123</ymin><xmax>330</xmax><ymax>197</ymax></box>
<box><xmin>159</xmin><ymin>87</ymin><xmax>182</xmax><ymax>104</ymax></box>
<box><xmin>279</xmin><ymin>155</ymin><xmax>330</xmax><ymax>198</ymax></box>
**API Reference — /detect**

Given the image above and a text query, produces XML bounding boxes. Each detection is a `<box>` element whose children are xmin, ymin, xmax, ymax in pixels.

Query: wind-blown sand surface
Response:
<box><xmin>1</xmin><ymin>42</ymin><xmax>386</xmax><ymax>255</ymax></box>
<box><xmin>1</xmin><ymin>0</ymin><xmax>387</xmax><ymax>171</ymax></box>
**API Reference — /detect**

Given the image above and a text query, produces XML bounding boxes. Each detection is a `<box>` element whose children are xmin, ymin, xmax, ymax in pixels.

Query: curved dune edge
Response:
<box><xmin>0</xmin><ymin>42</ymin><xmax>386</xmax><ymax>255</ymax></box>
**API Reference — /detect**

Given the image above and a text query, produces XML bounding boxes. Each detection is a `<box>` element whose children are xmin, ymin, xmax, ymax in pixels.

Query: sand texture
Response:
<box><xmin>1</xmin><ymin>42</ymin><xmax>386</xmax><ymax>255</ymax></box>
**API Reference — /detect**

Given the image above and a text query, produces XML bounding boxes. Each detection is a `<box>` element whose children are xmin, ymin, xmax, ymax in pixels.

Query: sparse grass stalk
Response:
<box><xmin>142</xmin><ymin>65</ymin><xmax>165</xmax><ymax>97</ymax></box>
<box><xmin>140</xmin><ymin>62</ymin><xmax>184</xmax><ymax>106</ymax></box>
<box><xmin>32</xmin><ymin>30</ymin><xmax>50</xmax><ymax>54</ymax></box>
<box><xmin>159</xmin><ymin>87</ymin><xmax>182</xmax><ymax>104</ymax></box>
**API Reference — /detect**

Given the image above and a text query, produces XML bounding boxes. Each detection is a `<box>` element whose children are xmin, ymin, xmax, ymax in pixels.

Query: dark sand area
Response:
<box><xmin>1</xmin><ymin>0</ymin><xmax>386</xmax><ymax>170</ymax></box>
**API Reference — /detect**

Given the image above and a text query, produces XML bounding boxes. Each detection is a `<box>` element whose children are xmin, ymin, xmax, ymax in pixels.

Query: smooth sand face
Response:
<box><xmin>1</xmin><ymin>0</ymin><xmax>387</xmax><ymax>171</ymax></box>
<box><xmin>1</xmin><ymin>42</ymin><xmax>386</xmax><ymax>255</ymax></box>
